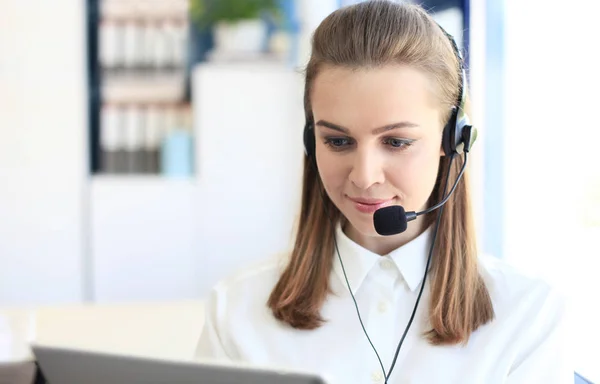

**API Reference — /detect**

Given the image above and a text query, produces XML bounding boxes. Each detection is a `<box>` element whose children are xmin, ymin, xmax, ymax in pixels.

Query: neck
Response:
<box><xmin>343</xmin><ymin>215</ymin><xmax>427</xmax><ymax>256</ymax></box>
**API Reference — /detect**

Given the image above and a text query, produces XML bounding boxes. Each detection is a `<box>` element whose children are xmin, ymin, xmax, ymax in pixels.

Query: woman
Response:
<box><xmin>195</xmin><ymin>1</ymin><xmax>570</xmax><ymax>383</ymax></box>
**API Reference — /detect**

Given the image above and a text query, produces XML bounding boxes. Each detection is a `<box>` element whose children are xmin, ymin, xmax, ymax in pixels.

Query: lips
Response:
<box><xmin>347</xmin><ymin>196</ymin><xmax>394</xmax><ymax>214</ymax></box>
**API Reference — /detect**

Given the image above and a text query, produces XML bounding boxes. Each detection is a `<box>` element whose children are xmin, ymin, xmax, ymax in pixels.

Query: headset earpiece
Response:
<box><xmin>441</xmin><ymin>104</ymin><xmax>476</xmax><ymax>156</ymax></box>
<box><xmin>439</xmin><ymin>33</ymin><xmax>477</xmax><ymax>156</ymax></box>
<box><xmin>442</xmin><ymin>106</ymin><xmax>459</xmax><ymax>156</ymax></box>
<box><xmin>303</xmin><ymin>120</ymin><xmax>315</xmax><ymax>158</ymax></box>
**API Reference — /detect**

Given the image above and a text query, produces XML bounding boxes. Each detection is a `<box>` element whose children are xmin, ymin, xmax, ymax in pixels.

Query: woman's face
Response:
<box><xmin>311</xmin><ymin>64</ymin><xmax>445</xmax><ymax>244</ymax></box>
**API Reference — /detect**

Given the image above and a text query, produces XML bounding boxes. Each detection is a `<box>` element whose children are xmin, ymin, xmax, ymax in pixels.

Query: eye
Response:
<box><xmin>383</xmin><ymin>137</ymin><xmax>414</xmax><ymax>149</ymax></box>
<box><xmin>324</xmin><ymin>137</ymin><xmax>353</xmax><ymax>150</ymax></box>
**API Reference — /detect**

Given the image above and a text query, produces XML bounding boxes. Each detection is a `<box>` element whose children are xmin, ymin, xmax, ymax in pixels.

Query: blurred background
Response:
<box><xmin>0</xmin><ymin>0</ymin><xmax>597</xmax><ymax>381</ymax></box>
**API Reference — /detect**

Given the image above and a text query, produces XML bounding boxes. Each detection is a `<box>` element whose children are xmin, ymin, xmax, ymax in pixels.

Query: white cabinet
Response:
<box><xmin>192</xmin><ymin>63</ymin><xmax>305</xmax><ymax>295</ymax></box>
<box><xmin>90</xmin><ymin>177</ymin><xmax>199</xmax><ymax>302</ymax></box>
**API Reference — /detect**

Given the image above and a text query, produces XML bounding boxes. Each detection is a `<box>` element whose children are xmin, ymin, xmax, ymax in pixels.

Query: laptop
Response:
<box><xmin>31</xmin><ymin>344</ymin><xmax>328</xmax><ymax>384</ymax></box>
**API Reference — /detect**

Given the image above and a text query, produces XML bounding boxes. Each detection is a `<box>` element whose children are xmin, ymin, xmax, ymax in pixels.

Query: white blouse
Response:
<box><xmin>194</xmin><ymin>224</ymin><xmax>572</xmax><ymax>384</ymax></box>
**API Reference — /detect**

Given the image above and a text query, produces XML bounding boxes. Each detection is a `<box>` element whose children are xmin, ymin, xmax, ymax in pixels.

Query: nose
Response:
<box><xmin>348</xmin><ymin>148</ymin><xmax>385</xmax><ymax>190</ymax></box>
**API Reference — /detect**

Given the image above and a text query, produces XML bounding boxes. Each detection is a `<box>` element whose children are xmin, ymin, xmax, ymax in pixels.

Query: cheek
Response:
<box><xmin>386</xmin><ymin>149</ymin><xmax>440</xmax><ymax>206</ymax></box>
<box><xmin>316</xmin><ymin>151</ymin><xmax>350</xmax><ymax>192</ymax></box>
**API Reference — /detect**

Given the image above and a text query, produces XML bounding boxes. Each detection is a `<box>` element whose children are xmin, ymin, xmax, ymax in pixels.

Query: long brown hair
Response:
<box><xmin>267</xmin><ymin>0</ymin><xmax>494</xmax><ymax>345</ymax></box>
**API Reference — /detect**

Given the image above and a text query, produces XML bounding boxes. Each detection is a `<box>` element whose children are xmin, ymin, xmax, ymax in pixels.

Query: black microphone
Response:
<box><xmin>373</xmin><ymin>151</ymin><xmax>468</xmax><ymax>236</ymax></box>
<box><xmin>373</xmin><ymin>206</ymin><xmax>413</xmax><ymax>236</ymax></box>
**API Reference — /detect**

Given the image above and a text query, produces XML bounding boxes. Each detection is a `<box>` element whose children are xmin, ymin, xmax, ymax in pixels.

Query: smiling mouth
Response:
<box><xmin>347</xmin><ymin>196</ymin><xmax>394</xmax><ymax>214</ymax></box>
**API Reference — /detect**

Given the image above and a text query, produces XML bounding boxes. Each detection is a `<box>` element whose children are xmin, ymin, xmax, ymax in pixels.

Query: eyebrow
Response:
<box><xmin>315</xmin><ymin>120</ymin><xmax>420</xmax><ymax>134</ymax></box>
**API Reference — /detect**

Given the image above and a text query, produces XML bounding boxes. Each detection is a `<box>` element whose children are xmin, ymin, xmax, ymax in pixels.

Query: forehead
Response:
<box><xmin>310</xmin><ymin>64</ymin><xmax>440</xmax><ymax>130</ymax></box>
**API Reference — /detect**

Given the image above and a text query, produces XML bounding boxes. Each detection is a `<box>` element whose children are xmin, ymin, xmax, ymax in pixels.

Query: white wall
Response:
<box><xmin>0</xmin><ymin>1</ymin><xmax>88</xmax><ymax>304</ymax></box>
<box><xmin>467</xmin><ymin>0</ymin><xmax>487</xmax><ymax>253</ymax></box>
<box><xmin>503</xmin><ymin>0</ymin><xmax>600</xmax><ymax>379</ymax></box>
<box><xmin>503</xmin><ymin>0</ymin><xmax>598</xmax><ymax>287</ymax></box>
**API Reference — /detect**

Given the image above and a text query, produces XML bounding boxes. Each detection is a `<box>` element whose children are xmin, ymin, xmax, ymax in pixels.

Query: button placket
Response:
<box><xmin>380</xmin><ymin>258</ymin><xmax>395</xmax><ymax>271</ymax></box>
<box><xmin>371</xmin><ymin>369</ymin><xmax>385</xmax><ymax>384</ymax></box>
<box><xmin>377</xmin><ymin>257</ymin><xmax>399</xmax><ymax>297</ymax></box>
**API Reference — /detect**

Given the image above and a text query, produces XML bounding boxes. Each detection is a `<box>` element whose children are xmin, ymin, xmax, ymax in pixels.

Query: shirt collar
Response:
<box><xmin>332</xmin><ymin>222</ymin><xmax>434</xmax><ymax>294</ymax></box>
<box><xmin>388</xmin><ymin>224</ymin><xmax>434</xmax><ymax>292</ymax></box>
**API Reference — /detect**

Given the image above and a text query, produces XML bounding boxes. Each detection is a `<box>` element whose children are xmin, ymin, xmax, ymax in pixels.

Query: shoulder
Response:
<box><xmin>476</xmin><ymin>257</ymin><xmax>572</xmax><ymax>379</ymax></box>
<box><xmin>204</xmin><ymin>253</ymin><xmax>288</xmax><ymax>314</ymax></box>
<box><xmin>477</xmin><ymin>253</ymin><xmax>570</xmax><ymax>353</ymax></box>
<box><xmin>196</xmin><ymin>253</ymin><xmax>289</xmax><ymax>361</ymax></box>
<box><xmin>478</xmin><ymin>253</ymin><xmax>567</xmax><ymax>313</ymax></box>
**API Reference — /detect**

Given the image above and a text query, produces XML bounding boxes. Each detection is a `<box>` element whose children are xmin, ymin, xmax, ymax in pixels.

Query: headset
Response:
<box><xmin>302</xmin><ymin>18</ymin><xmax>477</xmax><ymax>384</ymax></box>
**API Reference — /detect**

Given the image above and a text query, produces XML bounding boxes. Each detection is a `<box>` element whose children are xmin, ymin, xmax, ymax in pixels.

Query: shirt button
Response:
<box><xmin>380</xmin><ymin>259</ymin><xmax>394</xmax><ymax>270</ymax></box>
<box><xmin>378</xmin><ymin>301</ymin><xmax>388</xmax><ymax>313</ymax></box>
<box><xmin>371</xmin><ymin>370</ymin><xmax>384</xmax><ymax>383</ymax></box>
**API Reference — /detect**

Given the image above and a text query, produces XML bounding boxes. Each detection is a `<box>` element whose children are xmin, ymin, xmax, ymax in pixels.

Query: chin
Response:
<box><xmin>343</xmin><ymin>212</ymin><xmax>381</xmax><ymax>237</ymax></box>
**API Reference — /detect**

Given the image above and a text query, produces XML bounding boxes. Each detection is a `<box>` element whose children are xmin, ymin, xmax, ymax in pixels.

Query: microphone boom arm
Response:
<box><xmin>407</xmin><ymin>151</ymin><xmax>468</xmax><ymax>222</ymax></box>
